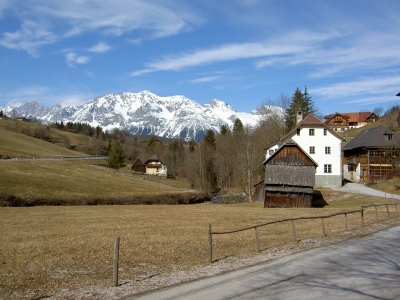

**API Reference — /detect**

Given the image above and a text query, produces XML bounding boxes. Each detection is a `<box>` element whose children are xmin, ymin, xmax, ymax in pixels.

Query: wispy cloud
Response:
<box><xmin>0</xmin><ymin>0</ymin><xmax>200</xmax><ymax>56</ymax></box>
<box><xmin>131</xmin><ymin>31</ymin><xmax>338</xmax><ymax>76</ymax></box>
<box><xmin>189</xmin><ymin>76</ymin><xmax>220</xmax><ymax>83</ymax></box>
<box><xmin>65</xmin><ymin>52</ymin><xmax>90</xmax><ymax>67</ymax></box>
<box><xmin>4</xmin><ymin>85</ymin><xmax>92</xmax><ymax>107</ymax></box>
<box><xmin>87</xmin><ymin>42</ymin><xmax>112</xmax><ymax>53</ymax></box>
<box><xmin>0</xmin><ymin>20</ymin><xmax>59</xmax><ymax>57</ymax></box>
<box><xmin>311</xmin><ymin>76</ymin><xmax>400</xmax><ymax>99</ymax></box>
<box><xmin>5</xmin><ymin>85</ymin><xmax>50</xmax><ymax>107</ymax></box>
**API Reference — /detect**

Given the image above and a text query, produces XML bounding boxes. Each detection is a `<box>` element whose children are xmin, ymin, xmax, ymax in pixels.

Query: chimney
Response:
<box><xmin>296</xmin><ymin>111</ymin><xmax>303</xmax><ymax>124</ymax></box>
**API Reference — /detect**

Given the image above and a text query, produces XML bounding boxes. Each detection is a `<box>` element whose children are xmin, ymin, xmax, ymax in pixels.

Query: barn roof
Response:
<box><xmin>343</xmin><ymin>126</ymin><xmax>400</xmax><ymax>150</ymax></box>
<box><xmin>133</xmin><ymin>158</ymin><xmax>145</xmax><ymax>166</ymax></box>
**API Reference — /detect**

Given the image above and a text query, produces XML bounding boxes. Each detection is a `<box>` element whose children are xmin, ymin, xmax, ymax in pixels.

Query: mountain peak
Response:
<box><xmin>1</xmin><ymin>90</ymin><xmax>283</xmax><ymax>141</ymax></box>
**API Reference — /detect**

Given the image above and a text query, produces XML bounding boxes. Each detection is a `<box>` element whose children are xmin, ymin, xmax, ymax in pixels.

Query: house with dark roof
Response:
<box><xmin>324</xmin><ymin>112</ymin><xmax>377</xmax><ymax>132</ymax></box>
<box><xmin>144</xmin><ymin>155</ymin><xmax>167</xmax><ymax>177</ymax></box>
<box><xmin>342</xmin><ymin>126</ymin><xmax>400</xmax><ymax>182</ymax></box>
<box><xmin>262</xmin><ymin>139</ymin><xmax>318</xmax><ymax>208</ymax></box>
<box><xmin>265</xmin><ymin>113</ymin><xmax>345</xmax><ymax>188</ymax></box>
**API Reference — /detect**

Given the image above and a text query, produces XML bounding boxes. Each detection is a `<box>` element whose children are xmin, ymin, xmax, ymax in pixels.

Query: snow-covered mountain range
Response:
<box><xmin>1</xmin><ymin>90</ymin><xmax>283</xmax><ymax>141</ymax></box>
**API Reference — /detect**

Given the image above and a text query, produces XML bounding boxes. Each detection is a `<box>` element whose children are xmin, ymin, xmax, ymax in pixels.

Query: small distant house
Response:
<box><xmin>324</xmin><ymin>112</ymin><xmax>377</xmax><ymax>132</ymax></box>
<box><xmin>262</xmin><ymin>139</ymin><xmax>317</xmax><ymax>208</ymax></box>
<box><xmin>144</xmin><ymin>155</ymin><xmax>167</xmax><ymax>177</ymax></box>
<box><xmin>131</xmin><ymin>158</ymin><xmax>146</xmax><ymax>173</ymax></box>
<box><xmin>343</xmin><ymin>126</ymin><xmax>400</xmax><ymax>182</ymax></box>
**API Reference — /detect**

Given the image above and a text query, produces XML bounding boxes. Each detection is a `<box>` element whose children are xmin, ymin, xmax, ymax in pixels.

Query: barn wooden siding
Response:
<box><xmin>132</xmin><ymin>159</ymin><xmax>146</xmax><ymax>173</ymax></box>
<box><xmin>265</xmin><ymin>165</ymin><xmax>315</xmax><ymax>187</ymax></box>
<box><xmin>263</xmin><ymin>142</ymin><xmax>316</xmax><ymax>208</ymax></box>
<box><xmin>264</xmin><ymin>186</ymin><xmax>313</xmax><ymax>208</ymax></box>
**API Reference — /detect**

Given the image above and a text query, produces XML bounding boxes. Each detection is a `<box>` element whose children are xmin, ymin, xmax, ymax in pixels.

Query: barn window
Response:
<box><xmin>324</xmin><ymin>129</ymin><xmax>327</xmax><ymax>136</ymax></box>
<box><xmin>324</xmin><ymin>164</ymin><xmax>332</xmax><ymax>173</ymax></box>
<box><xmin>309</xmin><ymin>146</ymin><xmax>315</xmax><ymax>154</ymax></box>
<box><xmin>269</xmin><ymin>149</ymin><xmax>274</xmax><ymax>155</ymax></box>
<box><xmin>325</xmin><ymin>147</ymin><xmax>331</xmax><ymax>154</ymax></box>
<box><xmin>297</xmin><ymin>129</ymin><xmax>300</xmax><ymax>136</ymax></box>
<box><xmin>309</xmin><ymin>129</ymin><xmax>315</xmax><ymax>136</ymax></box>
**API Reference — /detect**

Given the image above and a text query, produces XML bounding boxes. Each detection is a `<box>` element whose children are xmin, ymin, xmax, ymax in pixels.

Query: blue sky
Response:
<box><xmin>0</xmin><ymin>0</ymin><xmax>399</xmax><ymax>116</ymax></box>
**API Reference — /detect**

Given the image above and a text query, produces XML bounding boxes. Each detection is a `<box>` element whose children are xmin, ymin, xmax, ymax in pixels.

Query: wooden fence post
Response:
<box><xmin>321</xmin><ymin>217</ymin><xmax>326</xmax><ymax>237</ymax></box>
<box><xmin>208</xmin><ymin>224</ymin><xmax>213</xmax><ymax>264</ymax></box>
<box><xmin>375</xmin><ymin>206</ymin><xmax>379</xmax><ymax>222</ymax></box>
<box><xmin>361</xmin><ymin>208</ymin><xmax>364</xmax><ymax>227</ymax></box>
<box><xmin>291</xmin><ymin>220</ymin><xmax>297</xmax><ymax>242</ymax></box>
<box><xmin>254</xmin><ymin>227</ymin><xmax>260</xmax><ymax>253</ymax></box>
<box><xmin>113</xmin><ymin>236</ymin><xmax>120</xmax><ymax>287</ymax></box>
<box><xmin>344</xmin><ymin>213</ymin><xmax>348</xmax><ymax>231</ymax></box>
<box><xmin>385</xmin><ymin>204</ymin><xmax>390</xmax><ymax>219</ymax></box>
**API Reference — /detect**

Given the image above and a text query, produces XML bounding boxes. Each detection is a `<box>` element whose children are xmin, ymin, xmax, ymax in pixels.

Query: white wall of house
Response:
<box><xmin>266</xmin><ymin>125</ymin><xmax>343</xmax><ymax>188</ymax></box>
<box><xmin>343</xmin><ymin>163</ymin><xmax>362</xmax><ymax>183</ymax></box>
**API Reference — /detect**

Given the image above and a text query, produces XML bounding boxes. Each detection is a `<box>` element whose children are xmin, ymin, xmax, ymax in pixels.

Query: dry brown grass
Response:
<box><xmin>366</xmin><ymin>179</ymin><xmax>400</xmax><ymax>196</ymax></box>
<box><xmin>0</xmin><ymin>119</ymin><xmax>89</xmax><ymax>158</ymax></box>
<box><xmin>1</xmin><ymin>190</ymin><xmax>399</xmax><ymax>299</ymax></box>
<box><xmin>0</xmin><ymin>160</ymin><xmax>191</xmax><ymax>203</ymax></box>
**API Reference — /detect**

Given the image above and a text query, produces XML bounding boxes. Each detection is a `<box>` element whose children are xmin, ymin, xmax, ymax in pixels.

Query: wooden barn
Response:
<box><xmin>131</xmin><ymin>158</ymin><xmax>146</xmax><ymax>173</ymax></box>
<box><xmin>262</xmin><ymin>139</ymin><xmax>318</xmax><ymax>208</ymax></box>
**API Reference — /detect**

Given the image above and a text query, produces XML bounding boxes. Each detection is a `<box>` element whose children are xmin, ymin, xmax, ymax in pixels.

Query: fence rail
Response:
<box><xmin>208</xmin><ymin>203</ymin><xmax>400</xmax><ymax>263</ymax></box>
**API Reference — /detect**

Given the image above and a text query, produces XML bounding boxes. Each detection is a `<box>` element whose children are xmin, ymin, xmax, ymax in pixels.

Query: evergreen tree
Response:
<box><xmin>284</xmin><ymin>86</ymin><xmax>317</xmax><ymax>133</ymax></box>
<box><xmin>220</xmin><ymin>124</ymin><xmax>230</xmax><ymax>135</ymax></box>
<box><xmin>204</xmin><ymin>129</ymin><xmax>216</xmax><ymax>150</ymax></box>
<box><xmin>107</xmin><ymin>141</ymin><xmax>126</xmax><ymax>169</ymax></box>
<box><xmin>188</xmin><ymin>139</ymin><xmax>196</xmax><ymax>152</ymax></box>
<box><xmin>232</xmin><ymin>118</ymin><xmax>244</xmax><ymax>134</ymax></box>
<box><xmin>0</xmin><ymin>110</ymin><xmax>3</xmax><ymax>117</ymax></box>
<box><xmin>146</xmin><ymin>136</ymin><xmax>156</xmax><ymax>153</ymax></box>
<box><xmin>203</xmin><ymin>129</ymin><xmax>217</xmax><ymax>191</ymax></box>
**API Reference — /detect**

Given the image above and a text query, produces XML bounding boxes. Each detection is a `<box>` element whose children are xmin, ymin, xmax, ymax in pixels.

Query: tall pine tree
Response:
<box><xmin>107</xmin><ymin>141</ymin><xmax>126</xmax><ymax>169</ymax></box>
<box><xmin>284</xmin><ymin>86</ymin><xmax>317</xmax><ymax>133</ymax></box>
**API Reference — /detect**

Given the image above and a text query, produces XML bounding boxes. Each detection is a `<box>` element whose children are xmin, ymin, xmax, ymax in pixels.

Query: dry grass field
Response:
<box><xmin>0</xmin><ymin>120</ymin><xmax>88</xmax><ymax>158</ymax></box>
<box><xmin>1</xmin><ymin>190</ymin><xmax>399</xmax><ymax>299</ymax></box>
<box><xmin>0</xmin><ymin>159</ymin><xmax>192</xmax><ymax>204</ymax></box>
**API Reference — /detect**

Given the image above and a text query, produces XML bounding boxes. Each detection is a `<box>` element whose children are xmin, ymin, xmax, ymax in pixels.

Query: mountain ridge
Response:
<box><xmin>1</xmin><ymin>90</ymin><xmax>283</xmax><ymax>141</ymax></box>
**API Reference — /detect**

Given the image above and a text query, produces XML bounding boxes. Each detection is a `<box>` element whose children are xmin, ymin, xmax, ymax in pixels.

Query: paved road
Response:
<box><xmin>128</xmin><ymin>225</ymin><xmax>400</xmax><ymax>300</ymax></box>
<box><xmin>333</xmin><ymin>182</ymin><xmax>400</xmax><ymax>200</ymax></box>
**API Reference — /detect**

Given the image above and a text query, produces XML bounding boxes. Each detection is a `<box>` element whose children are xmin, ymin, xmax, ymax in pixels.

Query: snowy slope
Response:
<box><xmin>1</xmin><ymin>90</ymin><xmax>284</xmax><ymax>141</ymax></box>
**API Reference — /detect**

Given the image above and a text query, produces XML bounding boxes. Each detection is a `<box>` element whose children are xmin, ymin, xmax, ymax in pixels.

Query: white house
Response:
<box><xmin>265</xmin><ymin>113</ymin><xmax>345</xmax><ymax>188</ymax></box>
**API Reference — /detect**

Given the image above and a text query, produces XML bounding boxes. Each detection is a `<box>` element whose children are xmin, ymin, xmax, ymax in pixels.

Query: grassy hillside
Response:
<box><xmin>0</xmin><ymin>118</ymin><xmax>195</xmax><ymax>205</ymax></box>
<box><xmin>0</xmin><ymin>159</ymin><xmax>195</xmax><ymax>204</ymax></box>
<box><xmin>0</xmin><ymin>119</ymin><xmax>93</xmax><ymax>158</ymax></box>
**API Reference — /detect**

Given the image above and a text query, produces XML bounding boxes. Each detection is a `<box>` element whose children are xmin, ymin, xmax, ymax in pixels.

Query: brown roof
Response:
<box><xmin>324</xmin><ymin>112</ymin><xmax>372</xmax><ymax>123</ymax></box>
<box><xmin>302</xmin><ymin>114</ymin><xmax>324</xmax><ymax>124</ymax></box>
<box><xmin>279</xmin><ymin>114</ymin><xmax>344</xmax><ymax>144</ymax></box>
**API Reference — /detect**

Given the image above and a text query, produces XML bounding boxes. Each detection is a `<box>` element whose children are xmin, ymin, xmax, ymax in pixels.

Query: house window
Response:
<box><xmin>297</xmin><ymin>129</ymin><xmax>300</xmax><ymax>136</ymax></box>
<box><xmin>325</xmin><ymin>147</ymin><xmax>331</xmax><ymax>154</ymax></box>
<box><xmin>385</xmin><ymin>134</ymin><xmax>393</xmax><ymax>140</ymax></box>
<box><xmin>309</xmin><ymin>129</ymin><xmax>315</xmax><ymax>136</ymax></box>
<box><xmin>269</xmin><ymin>149</ymin><xmax>274</xmax><ymax>155</ymax></box>
<box><xmin>309</xmin><ymin>146</ymin><xmax>315</xmax><ymax>154</ymax></box>
<box><xmin>324</xmin><ymin>164</ymin><xmax>332</xmax><ymax>173</ymax></box>
<box><xmin>324</xmin><ymin>129</ymin><xmax>327</xmax><ymax>136</ymax></box>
